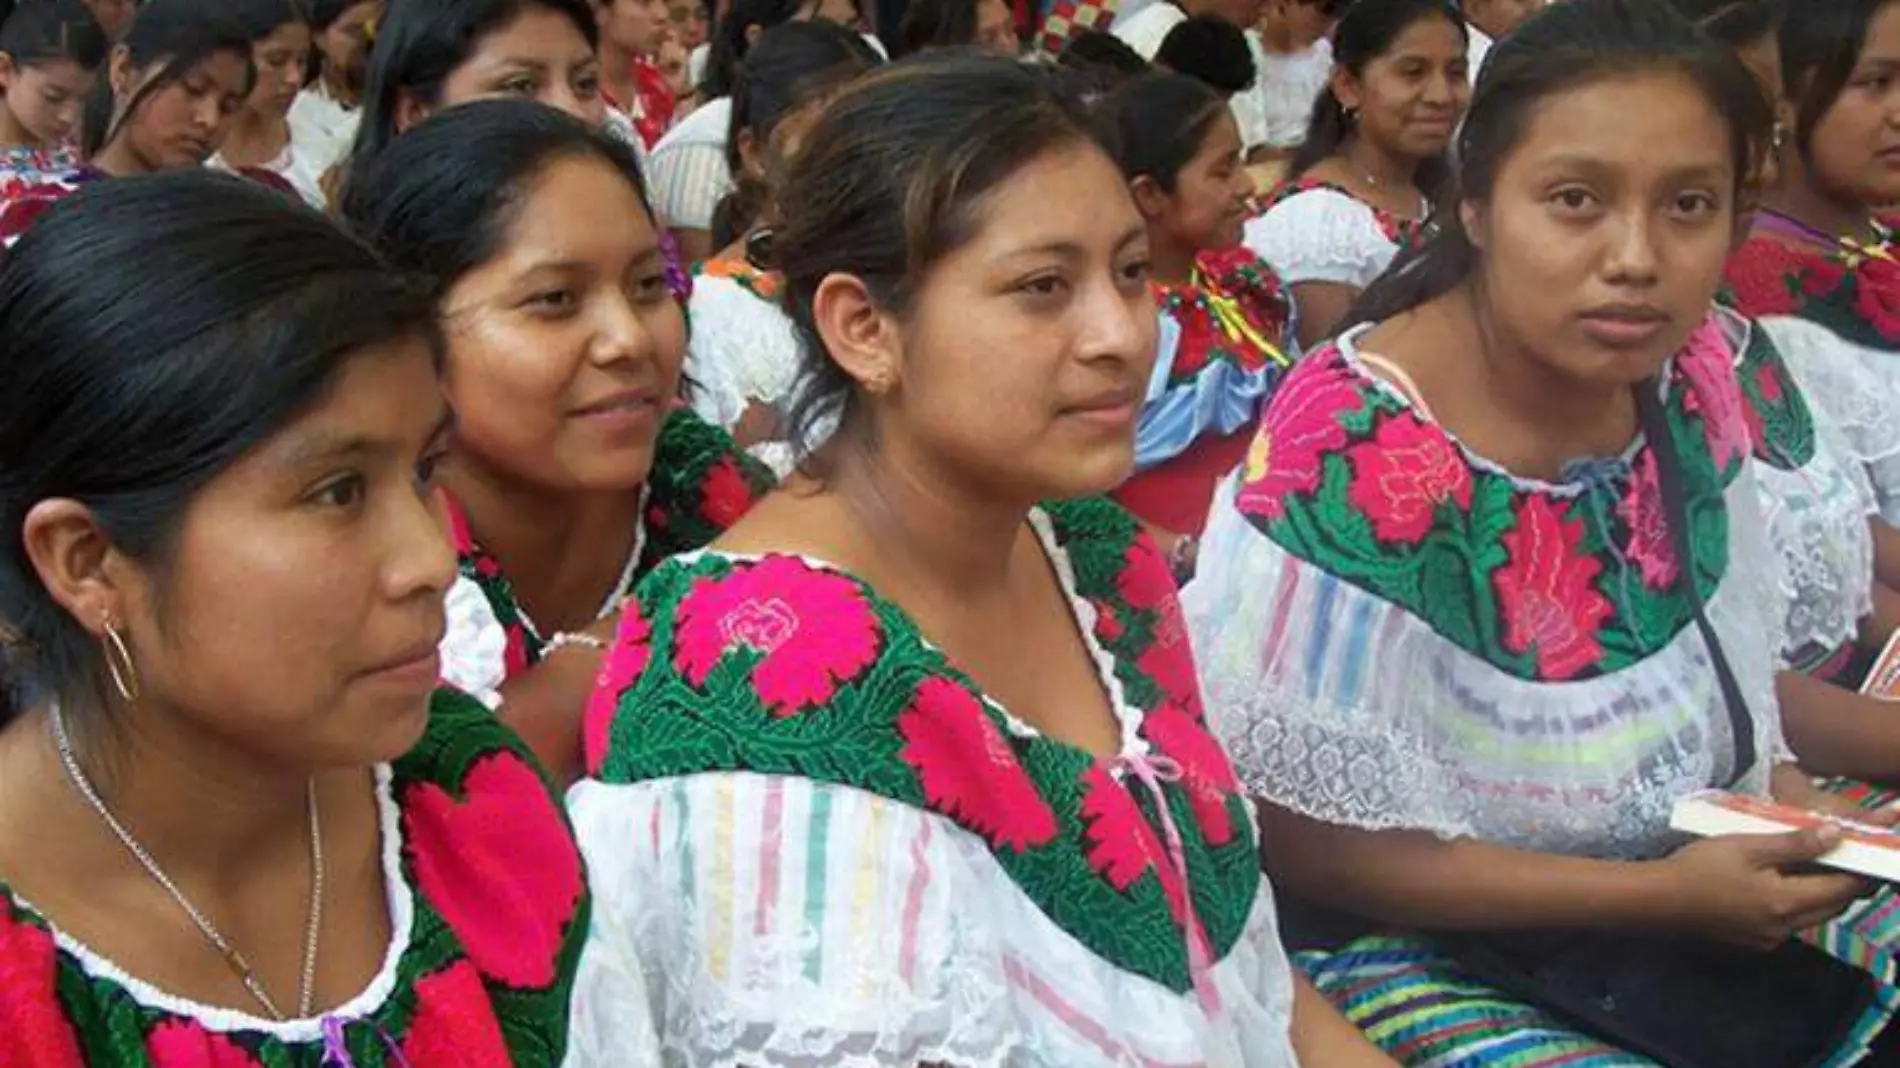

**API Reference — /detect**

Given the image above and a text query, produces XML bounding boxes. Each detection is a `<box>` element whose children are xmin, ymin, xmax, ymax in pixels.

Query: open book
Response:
<box><xmin>1670</xmin><ymin>791</ymin><xmax>1900</xmax><ymax>882</ymax></box>
<box><xmin>1863</xmin><ymin>630</ymin><xmax>1900</xmax><ymax>700</ymax></box>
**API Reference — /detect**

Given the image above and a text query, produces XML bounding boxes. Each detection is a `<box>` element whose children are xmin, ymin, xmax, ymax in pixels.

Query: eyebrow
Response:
<box><xmin>281</xmin><ymin>407</ymin><xmax>455</xmax><ymax>470</ymax></box>
<box><xmin>1001</xmin><ymin>225</ymin><xmax>1149</xmax><ymax>263</ymax></box>
<box><xmin>1533</xmin><ymin>154</ymin><xmax>1728</xmax><ymax>181</ymax></box>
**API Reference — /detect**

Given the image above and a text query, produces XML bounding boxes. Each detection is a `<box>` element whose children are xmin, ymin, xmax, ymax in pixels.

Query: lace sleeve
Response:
<box><xmin>436</xmin><ymin>575</ymin><xmax>506</xmax><ymax>711</ymax></box>
<box><xmin>1762</xmin><ymin>314</ymin><xmax>1900</xmax><ymax>526</ymax></box>
<box><xmin>566</xmin><ymin>774</ymin><xmax>1025</xmax><ymax>1068</ymax></box>
<box><xmin>1242</xmin><ymin>189</ymin><xmax>1393</xmax><ymax>290</ymax></box>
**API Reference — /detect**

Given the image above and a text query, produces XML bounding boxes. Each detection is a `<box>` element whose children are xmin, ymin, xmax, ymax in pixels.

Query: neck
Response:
<box><xmin>824</xmin><ymin>431</ymin><xmax>1027</xmax><ymax>597</ymax></box>
<box><xmin>1341</xmin><ymin>134</ymin><xmax>1420</xmax><ymax>195</ymax></box>
<box><xmin>1459</xmin><ymin>282</ymin><xmax>1634</xmax><ymax>466</ymax></box>
<box><xmin>0</xmin><ymin>105</ymin><xmax>37</xmax><ymax>151</ymax></box>
<box><xmin>601</xmin><ymin>40</ymin><xmax>644</xmax><ymax>103</ymax></box>
<box><xmin>1149</xmin><ymin>233</ymin><xmax>1200</xmax><ymax>287</ymax></box>
<box><xmin>1259</xmin><ymin>19</ymin><xmax>1297</xmax><ymax>52</ymax></box>
<box><xmin>89</xmin><ymin>136</ymin><xmax>150</xmax><ymax>177</ymax></box>
<box><xmin>220</xmin><ymin>109</ymin><xmax>289</xmax><ymax>164</ymax></box>
<box><xmin>1760</xmin><ymin>165</ymin><xmax>1879</xmax><ymax>246</ymax></box>
<box><xmin>442</xmin><ymin>458</ymin><xmax>645</xmax><ymax>632</ymax></box>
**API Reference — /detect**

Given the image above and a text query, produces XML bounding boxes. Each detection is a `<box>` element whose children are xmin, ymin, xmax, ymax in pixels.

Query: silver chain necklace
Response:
<box><xmin>51</xmin><ymin>704</ymin><xmax>324</xmax><ymax>1021</ymax></box>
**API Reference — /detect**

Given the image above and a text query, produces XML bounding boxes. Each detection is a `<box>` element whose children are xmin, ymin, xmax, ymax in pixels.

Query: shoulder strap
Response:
<box><xmin>1633</xmin><ymin>380</ymin><xmax>1757</xmax><ymax>787</ymax></box>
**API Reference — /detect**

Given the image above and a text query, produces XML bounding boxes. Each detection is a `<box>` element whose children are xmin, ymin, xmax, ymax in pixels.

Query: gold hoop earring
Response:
<box><xmin>102</xmin><ymin>619</ymin><xmax>140</xmax><ymax>704</ymax></box>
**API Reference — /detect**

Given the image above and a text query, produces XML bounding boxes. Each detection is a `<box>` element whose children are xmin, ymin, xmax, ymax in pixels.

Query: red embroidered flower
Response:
<box><xmin>145</xmin><ymin>1021</ymin><xmax>263</xmax><ymax>1068</ymax></box>
<box><xmin>1856</xmin><ymin>255</ymin><xmax>1900</xmax><ymax>341</ymax></box>
<box><xmin>896</xmin><ymin>677</ymin><xmax>1059</xmax><ymax>851</ymax></box>
<box><xmin>1742</xmin><ymin>361</ymin><xmax>1782</xmax><ymax>459</ymax></box>
<box><xmin>1091</xmin><ymin>599</ymin><xmax>1125</xmax><ymax>643</ymax></box>
<box><xmin>1344</xmin><ymin>413</ymin><xmax>1473</xmax><ymax>544</ymax></box>
<box><xmin>1723</xmin><ymin>239</ymin><xmax>1809</xmax><ymax>317</ymax></box>
<box><xmin>0</xmin><ymin>907</ymin><xmax>86</xmax><ymax>1068</ymax></box>
<box><xmin>1676</xmin><ymin>317</ymin><xmax>1750</xmax><ymax>470</ymax></box>
<box><xmin>404</xmin><ymin>752</ymin><xmax>585</xmax><ymax>989</ymax></box>
<box><xmin>1079</xmin><ymin>765</ymin><xmax>1188</xmax><ymax>922</ymax></box>
<box><xmin>1115</xmin><ymin>540</ymin><xmax>1207</xmax><ymax>718</ymax></box>
<box><xmin>400</xmin><ymin>961</ymin><xmax>513</xmax><ymax>1067</ymax></box>
<box><xmin>699</xmin><ymin>456</ymin><xmax>757</xmax><ymax>531</ymax></box>
<box><xmin>1142</xmin><ymin>703</ymin><xmax>1241</xmax><ymax>846</ymax></box>
<box><xmin>584</xmin><ymin>597</ymin><xmax>653</xmax><ymax>775</ymax></box>
<box><xmin>1494</xmin><ymin>495</ymin><xmax>1613</xmax><ymax>679</ymax></box>
<box><xmin>1234</xmin><ymin>355</ymin><xmax>1364</xmax><ymax>521</ymax></box>
<box><xmin>673</xmin><ymin>557</ymin><xmax>881</xmax><ymax>717</ymax></box>
<box><xmin>1619</xmin><ymin>451</ymin><xmax>1677</xmax><ymax>590</ymax></box>
<box><xmin>1164</xmin><ymin>299</ymin><xmax>1223</xmax><ymax>381</ymax></box>
<box><xmin>1802</xmin><ymin>258</ymin><xmax>1847</xmax><ymax>299</ymax></box>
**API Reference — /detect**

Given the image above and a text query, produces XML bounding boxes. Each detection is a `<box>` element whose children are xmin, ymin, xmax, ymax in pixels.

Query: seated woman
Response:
<box><xmin>687</xmin><ymin>19</ymin><xmax>879</xmax><ymax>476</ymax></box>
<box><xmin>0</xmin><ymin>0</ymin><xmax>106</xmax><ymax>186</ymax></box>
<box><xmin>1187</xmin><ymin>1</ymin><xmax>1900</xmax><ymax>1064</ymax></box>
<box><xmin>287</xmin><ymin>0</ymin><xmax>377</xmax><ymax>179</ymax></box>
<box><xmin>1244</xmin><ymin>0</ymin><xmax>1466</xmax><ymax>348</ymax></box>
<box><xmin>0</xmin><ymin>0</ymin><xmax>252</xmax><ymax>245</ymax></box>
<box><xmin>341</xmin><ymin>100</ymin><xmax>769</xmax><ymax>785</ymax></box>
<box><xmin>1095</xmin><ymin>71</ymin><xmax>1292</xmax><ymax>571</ymax></box>
<box><xmin>569</xmin><ymin>54</ymin><xmax>1395</xmax><ymax>1068</ymax></box>
<box><xmin>206</xmin><ymin>0</ymin><xmax>325</xmax><ymax>204</ymax></box>
<box><xmin>0</xmin><ymin>173</ymin><xmax>607</xmax><ymax>1064</ymax></box>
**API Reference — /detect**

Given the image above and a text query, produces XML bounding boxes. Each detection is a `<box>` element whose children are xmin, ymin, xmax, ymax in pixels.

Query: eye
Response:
<box><xmin>526</xmin><ymin>288</ymin><xmax>578</xmax><ymax>314</ymax></box>
<box><xmin>310</xmin><ymin>473</ymin><xmax>367</xmax><ymax>510</ymax></box>
<box><xmin>1669</xmin><ymin>190</ymin><xmax>1720</xmax><ymax>218</ymax></box>
<box><xmin>414</xmin><ymin>447</ymin><xmax>449</xmax><ymax>491</ymax></box>
<box><xmin>574</xmin><ymin>71</ymin><xmax>602</xmax><ymax>96</ymax></box>
<box><xmin>499</xmin><ymin>75</ymin><xmax>538</xmax><ymax>96</ymax></box>
<box><xmin>1549</xmin><ymin>186</ymin><xmax>1598</xmax><ymax>215</ymax></box>
<box><xmin>1016</xmin><ymin>272</ymin><xmax>1068</xmax><ymax>299</ymax></box>
<box><xmin>630</xmin><ymin>270</ymin><xmax>672</xmax><ymax>303</ymax></box>
<box><xmin>1116</xmin><ymin>257</ymin><xmax>1154</xmax><ymax>289</ymax></box>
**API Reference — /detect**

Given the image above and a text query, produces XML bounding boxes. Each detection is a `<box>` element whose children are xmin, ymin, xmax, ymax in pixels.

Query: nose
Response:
<box><xmin>194</xmin><ymin>94</ymin><xmax>223</xmax><ymax>130</ymax></box>
<box><xmin>589</xmin><ymin>289</ymin><xmax>677</xmax><ymax>371</ymax></box>
<box><xmin>387</xmin><ymin>485</ymin><xmax>458</xmax><ymax>604</ymax></box>
<box><xmin>1602</xmin><ymin>209</ymin><xmax>1661</xmax><ymax>287</ymax></box>
<box><xmin>1077</xmin><ymin>272</ymin><xmax>1157</xmax><ymax>378</ymax></box>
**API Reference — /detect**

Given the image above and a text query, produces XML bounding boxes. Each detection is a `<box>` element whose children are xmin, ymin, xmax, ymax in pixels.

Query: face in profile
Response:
<box><xmin>1335</xmin><ymin>13</ymin><xmax>1469</xmax><ymax>162</ymax></box>
<box><xmin>320</xmin><ymin>0</ymin><xmax>381</xmax><ymax>94</ymax></box>
<box><xmin>0</xmin><ymin>58</ymin><xmax>98</xmax><ymax>149</ymax></box>
<box><xmin>105</xmin><ymin>337</ymin><xmax>455</xmax><ymax>769</ymax></box>
<box><xmin>599</xmin><ymin>0</ymin><xmax>673</xmax><ymax>59</ymax></box>
<box><xmin>1470</xmin><ymin>70</ymin><xmax>1737</xmax><ymax>384</ymax></box>
<box><xmin>865</xmin><ymin>141</ymin><xmax>1158</xmax><ymax>502</ymax></box>
<box><xmin>440</xmin><ymin>156</ymin><xmax>687</xmax><ymax>495</ymax></box>
<box><xmin>1801</xmin><ymin>0</ymin><xmax>1900</xmax><ymax>209</ymax></box>
<box><xmin>1140</xmin><ymin>108</ymin><xmax>1251</xmax><ymax>253</ymax></box>
<box><xmin>116</xmin><ymin>52</ymin><xmax>252</xmax><ymax>170</ymax></box>
<box><xmin>430</xmin><ymin>6</ymin><xmax>605</xmax><ymax>127</ymax></box>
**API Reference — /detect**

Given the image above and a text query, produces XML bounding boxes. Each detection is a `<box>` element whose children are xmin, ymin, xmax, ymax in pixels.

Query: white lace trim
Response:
<box><xmin>32</xmin><ymin>764</ymin><xmax>414</xmax><ymax>1038</ymax></box>
<box><xmin>440</xmin><ymin>574</ymin><xmax>509</xmax><ymax>709</ymax></box>
<box><xmin>685</xmin><ymin>274</ymin><xmax>832</xmax><ymax>478</ymax></box>
<box><xmin>1243</xmin><ymin>187</ymin><xmax>1402</xmax><ymax>290</ymax></box>
<box><xmin>1759</xmin><ymin>314</ymin><xmax>1900</xmax><ymax>527</ymax></box>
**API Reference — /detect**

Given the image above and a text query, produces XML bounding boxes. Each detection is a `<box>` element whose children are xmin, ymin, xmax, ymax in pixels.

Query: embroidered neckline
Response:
<box><xmin>1254</xmin><ymin>176</ymin><xmax>1424</xmax><ymax>249</ymax></box>
<box><xmin>1150</xmin><ymin>247</ymin><xmax>1293</xmax><ymax>386</ymax></box>
<box><xmin>1725</xmin><ymin>226</ymin><xmax>1900</xmax><ymax>350</ymax></box>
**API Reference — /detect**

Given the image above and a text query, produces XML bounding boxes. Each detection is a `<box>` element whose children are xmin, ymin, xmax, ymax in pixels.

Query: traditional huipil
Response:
<box><xmin>1184</xmin><ymin>315</ymin><xmax>1900</xmax><ymax>1065</ymax></box>
<box><xmin>0</xmin><ymin>690</ymin><xmax>622</xmax><ymax>1066</ymax></box>
<box><xmin>437</xmin><ymin>408</ymin><xmax>772</xmax><ymax>708</ymax></box>
<box><xmin>683</xmin><ymin>257</ymin><xmax>827</xmax><ymax>478</ymax></box>
<box><xmin>1242</xmin><ymin>177</ymin><xmax>1424</xmax><ymax>296</ymax></box>
<box><xmin>1114</xmin><ymin>247</ymin><xmax>1294</xmax><ymax>537</ymax></box>
<box><xmin>567</xmin><ymin>498</ymin><xmax>1301</xmax><ymax>1066</ymax></box>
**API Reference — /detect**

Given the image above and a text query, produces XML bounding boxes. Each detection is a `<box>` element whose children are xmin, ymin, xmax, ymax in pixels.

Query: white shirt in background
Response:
<box><xmin>1111</xmin><ymin>1</ymin><xmax>1184</xmax><ymax>59</ymax></box>
<box><xmin>1231</xmin><ymin>35</ymin><xmax>1332</xmax><ymax>154</ymax></box>
<box><xmin>1465</xmin><ymin>24</ymin><xmax>1493</xmax><ymax>83</ymax></box>
<box><xmin>647</xmin><ymin>95</ymin><xmax>733</xmax><ymax>232</ymax></box>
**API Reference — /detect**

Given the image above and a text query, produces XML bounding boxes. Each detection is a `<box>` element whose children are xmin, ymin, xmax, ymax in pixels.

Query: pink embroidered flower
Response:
<box><xmin>1675</xmin><ymin>318</ymin><xmax>1749</xmax><ymax>470</ymax></box>
<box><xmin>1078</xmin><ymin>765</ymin><xmax>1187</xmax><ymax>923</ymax></box>
<box><xmin>672</xmin><ymin>557</ymin><xmax>881</xmax><ymax>717</ymax></box>
<box><xmin>1618</xmin><ymin>451</ymin><xmax>1677</xmax><ymax>590</ymax></box>
<box><xmin>1115</xmin><ymin>540</ymin><xmax>1207</xmax><ymax>718</ymax></box>
<box><xmin>400</xmin><ymin>961</ymin><xmax>513</xmax><ymax>1067</ymax></box>
<box><xmin>404</xmin><ymin>753</ymin><xmax>585</xmax><ymax>989</ymax></box>
<box><xmin>1494</xmin><ymin>495</ymin><xmax>1613</xmax><ymax>680</ymax></box>
<box><xmin>584</xmin><ymin>597</ymin><xmax>652</xmax><ymax>775</ymax></box>
<box><xmin>145</xmin><ymin>1021</ymin><xmax>262</xmax><ymax>1068</ymax></box>
<box><xmin>896</xmin><ymin>677</ymin><xmax>1059</xmax><ymax>851</ymax></box>
<box><xmin>699</xmin><ymin>456</ymin><xmax>757</xmax><ymax>530</ymax></box>
<box><xmin>1755</xmin><ymin>361</ymin><xmax>1784</xmax><ymax>406</ymax></box>
<box><xmin>0</xmin><ymin>908</ymin><xmax>85</xmax><ymax>1068</ymax></box>
<box><xmin>1142</xmin><ymin>703</ymin><xmax>1241</xmax><ymax>846</ymax></box>
<box><xmin>1234</xmin><ymin>355</ymin><xmax>1364</xmax><ymax>520</ymax></box>
<box><xmin>1344</xmin><ymin>413</ymin><xmax>1472</xmax><ymax>544</ymax></box>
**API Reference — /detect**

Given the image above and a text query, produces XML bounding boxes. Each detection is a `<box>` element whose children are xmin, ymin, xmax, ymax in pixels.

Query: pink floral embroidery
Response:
<box><xmin>1141</xmin><ymin>703</ymin><xmax>1241</xmax><ymax>846</ymax></box>
<box><xmin>1345</xmin><ymin>413</ymin><xmax>1473</xmax><ymax>544</ymax></box>
<box><xmin>404</xmin><ymin>753</ymin><xmax>585</xmax><ymax>989</ymax></box>
<box><xmin>145</xmin><ymin>1021</ymin><xmax>262</xmax><ymax>1068</ymax></box>
<box><xmin>1079</xmin><ymin>765</ymin><xmax>1187</xmax><ymax>924</ymax></box>
<box><xmin>0</xmin><ymin>908</ymin><xmax>85</xmax><ymax>1068</ymax></box>
<box><xmin>1115</xmin><ymin>539</ymin><xmax>1207</xmax><ymax>718</ymax></box>
<box><xmin>1675</xmin><ymin>318</ymin><xmax>1749</xmax><ymax>470</ymax></box>
<box><xmin>673</xmin><ymin>557</ymin><xmax>881</xmax><ymax>717</ymax></box>
<box><xmin>399</xmin><ymin>961</ymin><xmax>513</xmax><ymax>1067</ymax></box>
<box><xmin>1494</xmin><ymin>495</ymin><xmax>1613</xmax><ymax>679</ymax></box>
<box><xmin>1235</xmin><ymin>354</ymin><xmax>1364</xmax><ymax>520</ymax></box>
<box><xmin>585</xmin><ymin>597</ymin><xmax>653</xmax><ymax>775</ymax></box>
<box><xmin>896</xmin><ymin>677</ymin><xmax>1059</xmax><ymax>851</ymax></box>
<box><xmin>1619</xmin><ymin>451</ymin><xmax>1677</xmax><ymax>590</ymax></box>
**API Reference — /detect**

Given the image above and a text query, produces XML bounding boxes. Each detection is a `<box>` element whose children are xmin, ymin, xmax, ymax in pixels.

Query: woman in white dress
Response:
<box><xmin>207</xmin><ymin>0</ymin><xmax>326</xmax><ymax>205</ymax></box>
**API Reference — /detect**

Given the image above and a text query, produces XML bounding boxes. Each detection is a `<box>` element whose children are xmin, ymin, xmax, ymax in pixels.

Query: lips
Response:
<box><xmin>572</xmin><ymin>389</ymin><xmax>660</xmax><ymax>417</ymax></box>
<box><xmin>1577</xmin><ymin>303</ymin><xmax>1670</xmax><ymax>347</ymax></box>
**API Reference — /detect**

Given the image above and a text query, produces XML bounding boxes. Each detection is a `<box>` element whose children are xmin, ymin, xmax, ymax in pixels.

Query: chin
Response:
<box><xmin>1040</xmin><ymin>447</ymin><xmax>1137</xmax><ymax>502</ymax></box>
<box><xmin>342</xmin><ymin>688</ymin><xmax>436</xmax><ymax>765</ymax></box>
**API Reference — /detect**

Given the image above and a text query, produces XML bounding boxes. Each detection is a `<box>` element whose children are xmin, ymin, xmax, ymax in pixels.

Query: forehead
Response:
<box><xmin>1503</xmin><ymin>71</ymin><xmax>1732</xmax><ymax>180</ymax></box>
<box><xmin>469</xmin><ymin>157</ymin><xmax>657</xmax><ymax>272</ymax></box>
<box><xmin>949</xmin><ymin>142</ymin><xmax>1141</xmax><ymax>260</ymax></box>
<box><xmin>464</xmin><ymin>7</ymin><xmax>595</xmax><ymax>66</ymax></box>
<box><xmin>1376</xmin><ymin>14</ymin><xmax>1464</xmax><ymax>60</ymax></box>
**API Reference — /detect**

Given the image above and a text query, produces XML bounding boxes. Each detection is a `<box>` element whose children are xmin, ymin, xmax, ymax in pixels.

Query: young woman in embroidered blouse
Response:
<box><xmin>0</xmin><ymin>0</ymin><xmax>106</xmax><ymax>186</ymax></box>
<box><xmin>1189</xmin><ymin>2</ymin><xmax>1900</xmax><ymax>1063</ymax></box>
<box><xmin>1245</xmin><ymin>0</ymin><xmax>1467</xmax><ymax>348</ymax></box>
<box><xmin>1095</xmin><ymin>71</ymin><xmax>1293</xmax><ymax>570</ymax></box>
<box><xmin>0</xmin><ymin>173</ymin><xmax>607</xmax><ymax>1066</ymax></box>
<box><xmin>206</xmin><ymin>0</ymin><xmax>326</xmax><ymax>205</ymax></box>
<box><xmin>341</xmin><ymin>100</ymin><xmax>768</xmax><ymax>787</ymax></box>
<box><xmin>686</xmin><ymin>20</ymin><xmax>879</xmax><ymax>476</ymax></box>
<box><xmin>594</xmin><ymin>0</ymin><xmax>677</xmax><ymax>146</ymax></box>
<box><xmin>288</xmin><ymin>0</ymin><xmax>378</xmax><ymax>172</ymax></box>
<box><xmin>0</xmin><ymin>0</ymin><xmax>253</xmax><ymax>245</ymax></box>
<box><xmin>571</xmin><ymin>54</ymin><xmax>1394</xmax><ymax>1068</ymax></box>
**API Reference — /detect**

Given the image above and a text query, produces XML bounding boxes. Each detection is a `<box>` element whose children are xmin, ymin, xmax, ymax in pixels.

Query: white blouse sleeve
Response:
<box><xmin>1760</xmin><ymin>314</ymin><xmax>1900</xmax><ymax>527</ymax></box>
<box><xmin>1243</xmin><ymin>188</ymin><xmax>1395</xmax><ymax>290</ymax></box>
<box><xmin>436</xmin><ymin>575</ymin><xmax>506</xmax><ymax>710</ymax></box>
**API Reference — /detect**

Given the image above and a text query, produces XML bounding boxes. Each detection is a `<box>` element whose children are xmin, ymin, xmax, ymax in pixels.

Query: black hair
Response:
<box><xmin>0</xmin><ymin>171</ymin><xmax>439</xmax><ymax>724</ymax></box>
<box><xmin>1287</xmin><ymin>0</ymin><xmax>1464</xmax><ymax>193</ymax></box>
<box><xmin>1154</xmin><ymin>14</ymin><xmax>1254</xmax><ymax>95</ymax></box>
<box><xmin>894</xmin><ymin>0</ymin><xmax>976</xmax><ymax>56</ymax></box>
<box><xmin>1094</xmin><ymin>70</ymin><xmax>1229</xmax><ymax>191</ymax></box>
<box><xmin>1659</xmin><ymin>0</ymin><xmax>1784</xmax><ymax>47</ymax></box>
<box><xmin>0</xmin><ymin>0</ymin><xmax>108</xmax><ymax>71</ymax></box>
<box><xmin>1060</xmin><ymin>28</ymin><xmax>1149</xmax><ymax>75</ymax></box>
<box><xmin>713</xmin><ymin>18</ymin><xmax>879</xmax><ymax>245</ymax></box>
<box><xmin>305</xmin><ymin>0</ymin><xmax>373</xmax><ymax>88</ymax></box>
<box><xmin>81</xmin><ymin>0</ymin><xmax>256</xmax><ymax>157</ymax></box>
<box><xmin>701</xmin><ymin>0</ymin><xmax>811</xmax><ymax>98</ymax></box>
<box><xmin>1780</xmin><ymin>0</ymin><xmax>1888</xmax><ymax>161</ymax></box>
<box><xmin>773</xmin><ymin>53</ymin><xmax>1099</xmax><ymax>469</ymax></box>
<box><xmin>350</xmin><ymin>0</ymin><xmax>599</xmax><ymax>167</ymax></box>
<box><xmin>340</xmin><ymin>98</ymin><xmax>653</xmax><ymax>299</ymax></box>
<box><xmin>219</xmin><ymin>0</ymin><xmax>309</xmax><ymax>41</ymax></box>
<box><xmin>1349</xmin><ymin>0</ymin><xmax>1773</xmax><ymax>329</ymax></box>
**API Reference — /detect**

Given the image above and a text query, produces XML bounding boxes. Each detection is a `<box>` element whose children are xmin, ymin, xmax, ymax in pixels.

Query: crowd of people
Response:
<box><xmin>1</xmin><ymin>0</ymin><xmax>1899</xmax><ymax>1064</ymax></box>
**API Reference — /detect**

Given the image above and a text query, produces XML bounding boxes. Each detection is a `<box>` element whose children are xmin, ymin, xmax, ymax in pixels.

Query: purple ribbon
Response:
<box><xmin>319</xmin><ymin>1016</ymin><xmax>415</xmax><ymax>1068</ymax></box>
